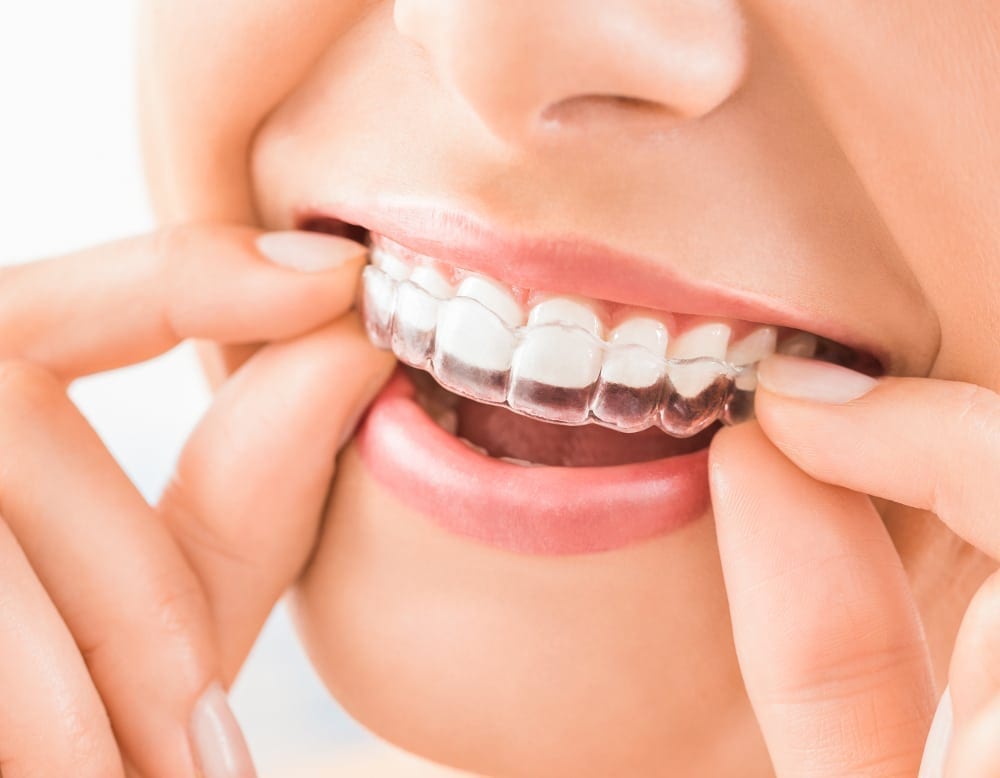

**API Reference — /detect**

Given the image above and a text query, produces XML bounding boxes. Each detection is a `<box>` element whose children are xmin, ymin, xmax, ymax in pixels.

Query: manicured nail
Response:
<box><xmin>918</xmin><ymin>686</ymin><xmax>952</xmax><ymax>778</ymax></box>
<box><xmin>189</xmin><ymin>682</ymin><xmax>258</xmax><ymax>778</ymax></box>
<box><xmin>256</xmin><ymin>230</ymin><xmax>366</xmax><ymax>272</ymax></box>
<box><xmin>756</xmin><ymin>354</ymin><xmax>878</xmax><ymax>403</ymax></box>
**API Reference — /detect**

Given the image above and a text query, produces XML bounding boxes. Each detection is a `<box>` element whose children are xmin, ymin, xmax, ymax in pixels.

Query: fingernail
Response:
<box><xmin>189</xmin><ymin>682</ymin><xmax>258</xmax><ymax>778</ymax></box>
<box><xmin>756</xmin><ymin>354</ymin><xmax>878</xmax><ymax>403</ymax></box>
<box><xmin>256</xmin><ymin>231</ymin><xmax>366</xmax><ymax>272</ymax></box>
<box><xmin>918</xmin><ymin>686</ymin><xmax>953</xmax><ymax>778</ymax></box>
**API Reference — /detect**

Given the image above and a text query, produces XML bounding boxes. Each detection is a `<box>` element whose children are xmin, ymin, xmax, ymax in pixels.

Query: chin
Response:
<box><xmin>289</xmin><ymin>445</ymin><xmax>765</xmax><ymax>777</ymax></box>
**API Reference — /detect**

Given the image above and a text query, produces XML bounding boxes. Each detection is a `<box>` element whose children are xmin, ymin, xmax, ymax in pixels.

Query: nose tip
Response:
<box><xmin>394</xmin><ymin>0</ymin><xmax>748</xmax><ymax>142</ymax></box>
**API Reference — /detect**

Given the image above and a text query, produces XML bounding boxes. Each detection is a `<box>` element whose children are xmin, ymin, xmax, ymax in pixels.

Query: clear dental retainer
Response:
<box><xmin>359</xmin><ymin>263</ymin><xmax>773</xmax><ymax>438</ymax></box>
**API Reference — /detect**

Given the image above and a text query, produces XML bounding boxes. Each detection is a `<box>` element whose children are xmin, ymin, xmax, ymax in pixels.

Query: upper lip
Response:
<box><xmin>299</xmin><ymin>199</ymin><xmax>886</xmax><ymax>368</ymax></box>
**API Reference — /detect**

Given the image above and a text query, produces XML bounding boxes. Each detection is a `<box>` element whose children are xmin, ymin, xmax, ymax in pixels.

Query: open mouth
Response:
<box><xmin>303</xmin><ymin>214</ymin><xmax>881</xmax><ymax>553</ymax></box>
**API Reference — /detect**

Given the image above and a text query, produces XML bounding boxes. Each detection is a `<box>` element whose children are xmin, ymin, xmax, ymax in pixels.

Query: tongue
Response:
<box><xmin>456</xmin><ymin>398</ymin><xmax>716</xmax><ymax>467</ymax></box>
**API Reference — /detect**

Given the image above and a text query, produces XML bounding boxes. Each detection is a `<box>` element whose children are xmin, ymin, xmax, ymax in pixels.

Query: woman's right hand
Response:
<box><xmin>0</xmin><ymin>225</ymin><xmax>394</xmax><ymax>777</ymax></box>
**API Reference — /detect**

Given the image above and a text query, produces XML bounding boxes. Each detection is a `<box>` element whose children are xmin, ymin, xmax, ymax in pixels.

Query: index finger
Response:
<box><xmin>0</xmin><ymin>225</ymin><xmax>367</xmax><ymax>380</ymax></box>
<box><xmin>752</xmin><ymin>354</ymin><xmax>1000</xmax><ymax>558</ymax></box>
<box><xmin>710</xmin><ymin>422</ymin><xmax>937</xmax><ymax>777</ymax></box>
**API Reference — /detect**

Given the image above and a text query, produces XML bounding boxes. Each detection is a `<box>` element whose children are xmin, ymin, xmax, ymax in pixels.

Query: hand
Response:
<box><xmin>709</xmin><ymin>354</ymin><xmax>1000</xmax><ymax>777</ymax></box>
<box><xmin>0</xmin><ymin>225</ymin><xmax>394</xmax><ymax>777</ymax></box>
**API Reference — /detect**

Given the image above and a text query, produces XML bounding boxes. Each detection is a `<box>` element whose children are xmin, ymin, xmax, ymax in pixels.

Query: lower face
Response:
<box><xmin>139</xmin><ymin>2</ymin><xmax>1000</xmax><ymax>775</ymax></box>
<box><xmin>297</xmin><ymin>447</ymin><xmax>758</xmax><ymax>774</ymax></box>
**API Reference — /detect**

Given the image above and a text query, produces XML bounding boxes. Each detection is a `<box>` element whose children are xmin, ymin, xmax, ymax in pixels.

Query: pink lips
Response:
<box><xmin>318</xmin><ymin>200</ymin><xmax>800</xmax><ymax>554</ymax></box>
<box><xmin>356</xmin><ymin>370</ymin><xmax>711</xmax><ymax>555</ymax></box>
<box><xmin>300</xmin><ymin>198</ymin><xmax>885</xmax><ymax>368</ymax></box>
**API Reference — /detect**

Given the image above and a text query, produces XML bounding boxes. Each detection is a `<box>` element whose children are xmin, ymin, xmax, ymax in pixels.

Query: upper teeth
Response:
<box><xmin>362</xmin><ymin>237</ymin><xmax>812</xmax><ymax>436</ymax></box>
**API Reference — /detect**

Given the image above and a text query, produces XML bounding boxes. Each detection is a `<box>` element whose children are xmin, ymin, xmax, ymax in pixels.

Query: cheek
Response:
<box><xmin>291</xmin><ymin>446</ymin><xmax>750</xmax><ymax>775</ymax></box>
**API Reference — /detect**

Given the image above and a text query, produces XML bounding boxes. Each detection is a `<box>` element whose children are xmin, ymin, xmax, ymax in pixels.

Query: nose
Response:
<box><xmin>393</xmin><ymin>0</ymin><xmax>748</xmax><ymax>142</ymax></box>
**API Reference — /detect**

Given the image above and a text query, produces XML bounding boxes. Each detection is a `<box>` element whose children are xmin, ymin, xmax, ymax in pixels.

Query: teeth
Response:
<box><xmin>361</xmin><ymin>244</ymin><xmax>842</xmax><ymax>437</ymax></box>
<box><xmin>392</xmin><ymin>283</ymin><xmax>440</xmax><ymax>366</ymax></box>
<box><xmin>528</xmin><ymin>296</ymin><xmax>604</xmax><ymax>338</ymax></box>
<box><xmin>778</xmin><ymin>332</ymin><xmax>817</xmax><ymax>358</ymax></box>
<box><xmin>456</xmin><ymin>275</ymin><xmax>524</xmax><ymax>328</ymax></box>
<box><xmin>409</xmin><ymin>265</ymin><xmax>454</xmax><ymax>298</ymax></box>
<box><xmin>509</xmin><ymin>325</ymin><xmax>602</xmax><ymax>423</ymax></box>
<box><xmin>726</xmin><ymin>326</ymin><xmax>777</xmax><ymax>391</ymax></box>
<box><xmin>601</xmin><ymin>317</ymin><xmax>670</xmax><ymax>388</ymax></box>
<box><xmin>609</xmin><ymin>317</ymin><xmax>670</xmax><ymax>354</ymax></box>
<box><xmin>433</xmin><ymin>297</ymin><xmax>515</xmax><ymax>402</ymax></box>
<box><xmin>726</xmin><ymin>326</ymin><xmax>777</xmax><ymax>365</ymax></box>
<box><xmin>512</xmin><ymin>326</ymin><xmax>603</xmax><ymax>388</ymax></box>
<box><xmin>360</xmin><ymin>266</ymin><xmax>397</xmax><ymax>349</ymax></box>
<box><xmin>666</xmin><ymin>323</ymin><xmax>732</xmax><ymax>397</ymax></box>
<box><xmin>372</xmin><ymin>248</ymin><xmax>410</xmax><ymax>281</ymax></box>
<box><xmin>390</xmin><ymin>267</ymin><xmax>455</xmax><ymax>366</ymax></box>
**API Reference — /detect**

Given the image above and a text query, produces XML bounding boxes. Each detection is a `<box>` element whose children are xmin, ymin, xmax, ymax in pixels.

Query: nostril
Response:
<box><xmin>540</xmin><ymin>93</ymin><xmax>682</xmax><ymax>129</ymax></box>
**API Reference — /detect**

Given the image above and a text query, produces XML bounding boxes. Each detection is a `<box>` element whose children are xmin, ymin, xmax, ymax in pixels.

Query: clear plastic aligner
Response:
<box><xmin>361</xmin><ymin>264</ymin><xmax>772</xmax><ymax>437</ymax></box>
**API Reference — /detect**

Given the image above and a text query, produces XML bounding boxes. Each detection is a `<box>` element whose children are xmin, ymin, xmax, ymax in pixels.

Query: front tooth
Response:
<box><xmin>512</xmin><ymin>326</ymin><xmax>602</xmax><ymax>388</ymax></box>
<box><xmin>360</xmin><ymin>265</ymin><xmax>397</xmax><ymax>349</ymax></box>
<box><xmin>726</xmin><ymin>326</ymin><xmax>777</xmax><ymax>391</ymax></box>
<box><xmin>392</xmin><ymin>283</ymin><xmax>440</xmax><ymax>366</ymax></box>
<box><xmin>667</xmin><ymin>322</ymin><xmax>731</xmax><ymax>397</ymax></box>
<box><xmin>433</xmin><ymin>297</ymin><xmax>515</xmax><ymax>403</ymax></box>
<box><xmin>509</xmin><ymin>325</ymin><xmax>602</xmax><ymax>423</ymax></box>
<box><xmin>726</xmin><ymin>326</ymin><xmax>777</xmax><ymax>365</ymax></box>
<box><xmin>610</xmin><ymin>317</ymin><xmax>670</xmax><ymax>355</ymax></box>
<box><xmin>409</xmin><ymin>265</ymin><xmax>454</xmax><ymax>299</ymax></box>
<box><xmin>371</xmin><ymin>247</ymin><xmax>410</xmax><ymax>281</ymax></box>
<box><xmin>455</xmin><ymin>275</ymin><xmax>524</xmax><ymax>328</ymax></box>
<box><xmin>528</xmin><ymin>296</ymin><xmax>604</xmax><ymax>338</ymax></box>
<box><xmin>391</xmin><ymin>266</ymin><xmax>455</xmax><ymax>365</ymax></box>
<box><xmin>778</xmin><ymin>332</ymin><xmax>817</xmax><ymax>358</ymax></box>
<box><xmin>602</xmin><ymin>317</ymin><xmax>670</xmax><ymax>387</ymax></box>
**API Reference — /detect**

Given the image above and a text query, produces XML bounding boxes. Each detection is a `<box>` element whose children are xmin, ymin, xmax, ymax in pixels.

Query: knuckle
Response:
<box><xmin>767</xmin><ymin>638</ymin><xmax>933</xmax><ymax>776</ymax></box>
<box><xmin>952</xmin><ymin>383</ymin><xmax>1000</xmax><ymax>438</ymax></box>
<box><xmin>74</xmin><ymin>555</ymin><xmax>209</xmax><ymax>673</ymax></box>
<box><xmin>158</xmin><ymin>476</ymin><xmax>258</xmax><ymax>572</ymax></box>
<box><xmin>775</xmin><ymin>632</ymin><xmax>930</xmax><ymax>704</ymax></box>
<box><xmin>151</xmin><ymin>571</ymin><xmax>209</xmax><ymax>637</ymax></box>
<box><xmin>149</xmin><ymin>225</ymin><xmax>199</xmax><ymax>337</ymax></box>
<box><xmin>935</xmin><ymin>383</ymin><xmax>1000</xmax><ymax>518</ymax></box>
<box><xmin>760</xmin><ymin>560</ymin><xmax>932</xmax><ymax>703</ymax></box>
<box><xmin>0</xmin><ymin>359</ymin><xmax>62</xmax><ymax>419</ymax></box>
<box><xmin>149</xmin><ymin>222</ymin><xmax>204</xmax><ymax>271</ymax></box>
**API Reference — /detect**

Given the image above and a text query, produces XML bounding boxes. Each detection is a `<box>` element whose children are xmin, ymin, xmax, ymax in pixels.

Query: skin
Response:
<box><xmin>0</xmin><ymin>1</ymin><xmax>997</xmax><ymax>775</ymax></box>
<box><xmin>0</xmin><ymin>228</ymin><xmax>392</xmax><ymax>776</ymax></box>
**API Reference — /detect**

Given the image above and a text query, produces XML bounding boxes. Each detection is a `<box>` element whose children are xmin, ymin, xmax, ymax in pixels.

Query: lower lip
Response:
<box><xmin>355</xmin><ymin>369</ymin><xmax>712</xmax><ymax>555</ymax></box>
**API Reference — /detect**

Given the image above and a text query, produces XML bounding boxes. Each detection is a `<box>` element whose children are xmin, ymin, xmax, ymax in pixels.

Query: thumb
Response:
<box><xmin>709</xmin><ymin>421</ymin><xmax>937</xmax><ymax>776</ymax></box>
<box><xmin>158</xmin><ymin>313</ymin><xmax>395</xmax><ymax>679</ymax></box>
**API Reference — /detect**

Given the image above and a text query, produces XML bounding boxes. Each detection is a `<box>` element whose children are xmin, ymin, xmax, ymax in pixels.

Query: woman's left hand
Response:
<box><xmin>709</xmin><ymin>354</ymin><xmax>1000</xmax><ymax>777</ymax></box>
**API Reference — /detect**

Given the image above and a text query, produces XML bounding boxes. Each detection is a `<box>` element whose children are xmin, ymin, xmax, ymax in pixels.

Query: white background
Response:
<box><xmin>0</xmin><ymin>3</ymin><xmax>458</xmax><ymax>775</ymax></box>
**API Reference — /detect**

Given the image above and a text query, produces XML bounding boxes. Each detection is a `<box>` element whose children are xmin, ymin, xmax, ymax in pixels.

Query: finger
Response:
<box><xmin>0</xmin><ymin>518</ymin><xmax>124</xmax><ymax>778</ymax></box>
<box><xmin>0</xmin><ymin>226</ymin><xmax>366</xmax><ymax>380</ymax></box>
<box><xmin>0</xmin><ymin>360</ymin><xmax>252</xmax><ymax>778</ymax></box>
<box><xmin>159</xmin><ymin>312</ymin><xmax>396</xmax><ymax>679</ymax></box>
<box><xmin>710</xmin><ymin>422</ymin><xmax>936</xmax><ymax>776</ymax></box>
<box><xmin>945</xmin><ymin>694</ymin><xmax>1000</xmax><ymax>778</ymax></box>
<box><xmin>948</xmin><ymin>570</ymin><xmax>1000</xmax><ymax>730</ymax></box>
<box><xmin>753</xmin><ymin>354</ymin><xmax>1000</xmax><ymax>557</ymax></box>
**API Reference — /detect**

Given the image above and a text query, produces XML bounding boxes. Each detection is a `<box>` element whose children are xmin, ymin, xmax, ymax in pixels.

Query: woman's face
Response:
<box><xmin>140</xmin><ymin>2</ymin><xmax>1000</xmax><ymax>774</ymax></box>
